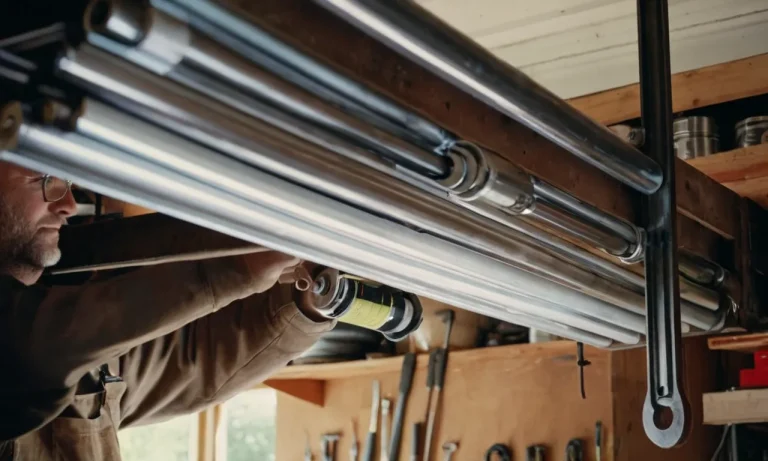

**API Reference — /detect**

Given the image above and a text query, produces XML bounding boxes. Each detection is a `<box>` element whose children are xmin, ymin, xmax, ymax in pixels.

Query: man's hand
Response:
<box><xmin>240</xmin><ymin>251</ymin><xmax>301</xmax><ymax>294</ymax></box>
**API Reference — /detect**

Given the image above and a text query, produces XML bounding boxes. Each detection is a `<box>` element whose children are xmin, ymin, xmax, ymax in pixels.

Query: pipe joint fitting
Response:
<box><xmin>457</xmin><ymin>147</ymin><xmax>535</xmax><ymax>215</ymax></box>
<box><xmin>619</xmin><ymin>227</ymin><xmax>646</xmax><ymax>264</ymax></box>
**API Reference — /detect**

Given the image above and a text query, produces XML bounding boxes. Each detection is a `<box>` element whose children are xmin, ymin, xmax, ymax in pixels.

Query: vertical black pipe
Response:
<box><xmin>637</xmin><ymin>0</ymin><xmax>689</xmax><ymax>449</ymax></box>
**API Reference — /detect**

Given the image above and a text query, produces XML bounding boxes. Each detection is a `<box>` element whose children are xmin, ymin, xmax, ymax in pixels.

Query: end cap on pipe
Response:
<box><xmin>85</xmin><ymin>0</ymin><xmax>148</xmax><ymax>45</ymax></box>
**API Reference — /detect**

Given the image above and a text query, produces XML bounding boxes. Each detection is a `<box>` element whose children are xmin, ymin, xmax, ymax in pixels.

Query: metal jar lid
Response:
<box><xmin>672</xmin><ymin>116</ymin><xmax>718</xmax><ymax>139</ymax></box>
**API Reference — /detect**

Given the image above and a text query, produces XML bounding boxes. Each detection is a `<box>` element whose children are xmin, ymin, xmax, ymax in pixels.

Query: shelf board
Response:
<box><xmin>270</xmin><ymin>340</ymin><xmax>582</xmax><ymax>381</ymax></box>
<box><xmin>704</xmin><ymin>388</ymin><xmax>768</xmax><ymax>425</ymax></box>
<box><xmin>688</xmin><ymin>143</ymin><xmax>768</xmax><ymax>208</ymax></box>
<box><xmin>708</xmin><ymin>331</ymin><xmax>768</xmax><ymax>352</ymax></box>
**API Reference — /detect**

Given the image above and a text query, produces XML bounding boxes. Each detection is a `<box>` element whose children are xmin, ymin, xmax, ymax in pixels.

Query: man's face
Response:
<box><xmin>0</xmin><ymin>161</ymin><xmax>77</xmax><ymax>284</ymax></box>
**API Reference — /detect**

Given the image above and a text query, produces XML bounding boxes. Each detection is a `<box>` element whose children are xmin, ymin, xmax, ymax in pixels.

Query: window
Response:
<box><xmin>222</xmin><ymin>389</ymin><xmax>278</xmax><ymax>461</ymax></box>
<box><xmin>119</xmin><ymin>413</ymin><xmax>197</xmax><ymax>461</ymax></box>
<box><xmin>118</xmin><ymin>388</ymin><xmax>277</xmax><ymax>461</ymax></box>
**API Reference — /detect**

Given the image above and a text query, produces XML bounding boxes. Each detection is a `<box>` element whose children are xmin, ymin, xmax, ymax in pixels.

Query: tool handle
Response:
<box><xmin>433</xmin><ymin>348</ymin><xmax>448</xmax><ymax>389</ymax></box>
<box><xmin>426</xmin><ymin>350</ymin><xmax>437</xmax><ymax>388</ymax></box>
<box><xmin>410</xmin><ymin>423</ymin><xmax>420</xmax><ymax>461</ymax></box>
<box><xmin>388</xmin><ymin>398</ymin><xmax>406</xmax><ymax>461</ymax></box>
<box><xmin>400</xmin><ymin>352</ymin><xmax>417</xmax><ymax>393</ymax></box>
<box><xmin>595</xmin><ymin>421</ymin><xmax>602</xmax><ymax>446</ymax></box>
<box><xmin>362</xmin><ymin>432</ymin><xmax>376</xmax><ymax>461</ymax></box>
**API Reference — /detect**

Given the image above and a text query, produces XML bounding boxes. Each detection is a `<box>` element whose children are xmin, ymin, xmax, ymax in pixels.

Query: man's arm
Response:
<box><xmin>117</xmin><ymin>284</ymin><xmax>333</xmax><ymax>428</ymax></box>
<box><xmin>0</xmin><ymin>252</ymin><xmax>297</xmax><ymax>440</ymax></box>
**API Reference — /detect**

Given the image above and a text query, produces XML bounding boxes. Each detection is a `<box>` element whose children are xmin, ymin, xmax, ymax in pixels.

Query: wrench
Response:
<box><xmin>442</xmin><ymin>442</ymin><xmax>458</xmax><ymax>461</ymax></box>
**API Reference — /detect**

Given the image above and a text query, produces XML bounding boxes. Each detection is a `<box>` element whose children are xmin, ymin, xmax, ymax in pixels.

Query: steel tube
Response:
<box><xmin>5</xmin><ymin>125</ymin><xmax>620</xmax><ymax>347</ymax></box>
<box><xmin>527</xmin><ymin>201</ymin><xmax>631</xmax><ymax>257</ymax></box>
<box><xmin>638</xmin><ymin>0</ymin><xmax>687</xmax><ymax>448</ymax></box>
<box><xmin>532</xmin><ymin>178</ymin><xmax>640</xmax><ymax>250</ymax></box>
<box><xmin>71</xmin><ymin>99</ymin><xmax>645</xmax><ymax>343</ymax></box>
<box><xmin>58</xmin><ymin>44</ymin><xmax>721</xmax><ymax>333</ymax></box>
<box><xmin>152</xmin><ymin>0</ymin><xmax>453</xmax><ymax>149</ymax></box>
<box><xmin>313</xmin><ymin>0</ymin><xmax>663</xmax><ymax>194</ymax></box>
<box><xmin>87</xmin><ymin>2</ymin><xmax>450</xmax><ymax>178</ymax></box>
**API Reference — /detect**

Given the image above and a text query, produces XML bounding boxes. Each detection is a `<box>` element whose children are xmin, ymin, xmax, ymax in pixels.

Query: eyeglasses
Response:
<box><xmin>40</xmin><ymin>175</ymin><xmax>73</xmax><ymax>203</ymax></box>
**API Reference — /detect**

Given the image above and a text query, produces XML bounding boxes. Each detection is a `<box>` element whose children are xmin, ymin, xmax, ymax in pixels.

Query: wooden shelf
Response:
<box><xmin>708</xmin><ymin>331</ymin><xmax>768</xmax><ymax>353</ymax></box>
<box><xmin>688</xmin><ymin>143</ymin><xmax>768</xmax><ymax>208</ymax></box>
<box><xmin>704</xmin><ymin>388</ymin><xmax>768</xmax><ymax>425</ymax></box>
<box><xmin>270</xmin><ymin>340</ymin><xmax>581</xmax><ymax>381</ymax></box>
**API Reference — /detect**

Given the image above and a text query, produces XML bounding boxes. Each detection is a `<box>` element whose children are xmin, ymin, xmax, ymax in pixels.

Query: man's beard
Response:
<box><xmin>0</xmin><ymin>200</ymin><xmax>62</xmax><ymax>275</ymax></box>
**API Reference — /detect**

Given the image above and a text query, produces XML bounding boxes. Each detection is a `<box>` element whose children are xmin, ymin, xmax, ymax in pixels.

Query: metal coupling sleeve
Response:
<box><xmin>450</xmin><ymin>141</ymin><xmax>535</xmax><ymax>214</ymax></box>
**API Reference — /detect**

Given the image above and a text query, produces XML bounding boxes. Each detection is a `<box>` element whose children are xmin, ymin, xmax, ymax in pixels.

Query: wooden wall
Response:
<box><xmin>277</xmin><ymin>342</ymin><xmax>613</xmax><ymax>461</ymax></box>
<box><xmin>275</xmin><ymin>339</ymin><xmax>719</xmax><ymax>461</ymax></box>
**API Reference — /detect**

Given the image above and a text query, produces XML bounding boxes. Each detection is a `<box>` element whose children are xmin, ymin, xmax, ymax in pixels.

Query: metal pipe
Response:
<box><xmin>70</xmin><ymin>97</ymin><xmax>645</xmax><ymax>343</ymax></box>
<box><xmin>638</xmin><ymin>0</ymin><xmax>687</xmax><ymax>448</ymax></box>
<box><xmin>86</xmin><ymin>2</ymin><xmax>450</xmax><ymax>179</ymax></box>
<box><xmin>152</xmin><ymin>0</ymin><xmax>454</xmax><ymax>149</ymax></box>
<box><xmin>312</xmin><ymin>0</ymin><xmax>663</xmax><ymax>195</ymax></box>
<box><xmin>532</xmin><ymin>178</ymin><xmax>640</xmax><ymax>252</ymax></box>
<box><xmin>57</xmin><ymin>44</ymin><xmax>721</xmax><ymax>333</ymax></box>
<box><xmin>527</xmin><ymin>201</ymin><xmax>631</xmax><ymax>257</ymax></box>
<box><xmin>6</xmin><ymin>125</ymin><xmax>621</xmax><ymax>347</ymax></box>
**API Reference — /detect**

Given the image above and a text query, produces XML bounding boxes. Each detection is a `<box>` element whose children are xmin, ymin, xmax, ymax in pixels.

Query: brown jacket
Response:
<box><xmin>0</xmin><ymin>257</ymin><xmax>333</xmax><ymax>460</ymax></box>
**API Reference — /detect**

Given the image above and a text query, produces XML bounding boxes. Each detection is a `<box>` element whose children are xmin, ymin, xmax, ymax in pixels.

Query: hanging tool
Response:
<box><xmin>389</xmin><ymin>352</ymin><xmax>417</xmax><ymax>460</ymax></box>
<box><xmin>484</xmin><ymin>443</ymin><xmax>512</xmax><ymax>461</ymax></box>
<box><xmin>351</xmin><ymin>419</ymin><xmax>359</xmax><ymax>461</ymax></box>
<box><xmin>565</xmin><ymin>439</ymin><xmax>583</xmax><ymax>461</ymax></box>
<box><xmin>362</xmin><ymin>380</ymin><xmax>381</xmax><ymax>461</ymax></box>
<box><xmin>526</xmin><ymin>445</ymin><xmax>546</xmax><ymax>461</ymax></box>
<box><xmin>306</xmin><ymin>268</ymin><xmax>423</xmax><ymax>340</ymax></box>
<box><xmin>381</xmin><ymin>398</ymin><xmax>391</xmax><ymax>461</ymax></box>
<box><xmin>576</xmin><ymin>342</ymin><xmax>591</xmax><ymax>399</ymax></box>
<box><xmin>410</xmin><ymin>423</ymin><xmax>420</xmax><ymax>461</ymax></box>
<box><xmin>321</xmin><ymin>433</ymin><xmax>340</xmax><ymax>461</ymax></box>
<box><xmin>595</xmin><ymin>421</ymin><xmax>603</xmax><ymax>461</ymax></box>
<box><xmin>305</xmin><ymin>430</ymin><xmax>313</xmax><ymax>461</ymax></box>
<box><xmin>441</xmin><ymin>441</ymin><xmax>458</xmax><ymax>461</ymax></box>
<box><xmin>423</xmin><ymin>310</ymin><xmax>455</xmax><ymax>461</ymax></box>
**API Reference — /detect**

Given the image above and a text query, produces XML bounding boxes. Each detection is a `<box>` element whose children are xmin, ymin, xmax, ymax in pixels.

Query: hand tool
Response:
<box><xmin>410</xmin><ymin>423</ymin><xmax>420</xmax><ymax>461</ymax></box>
<box><xmin>381</xmin><ymin>398</ymin><xmax>391</xmax><ymax>461</ymax></box>
<box><xmin>423</xmin><ymin>310</ymin><xmax>455</xmax><ymax>461</ymax></box>
<box><xmin>565</xmin><ymin>439</ymin><xmax>583</xmax><ymax>461</ymax></box>
<box><xmin>526</xmin><ymin>445</ymin><xmax>546</xmax><ymax>461</ymax></box>
<box><xmin>441</xmin><ymin>441</ymin><xmax>458</xmax><ymax>461</ymax></box>
<box><xmin>388</xmin><ymin>352</ymin><xmax>417</xmax><ymax>460</ymax></box>
<box><xmin>484</xmin><ymin>443</ymin><xmax>512</xmax><ymax>461</ymax></box>
<box><xmin>595</xmin><ymin>421</ymin><xmax>603</xmax><ymax>461</ymax></box>
<box><xmin>576</xmin><ymin>342</ymin><xmax>591</xmax><ymax>399</ymax></box>
<box><xmin>350</xmin><ymin>419</ymin><xmax>359</xmax><ymax>461</ymax></box>
<box><xmin>321</xmin><ymin>433</ymin><xmax>340</xmax><ymax>461</ymax></box>
<box><xmin>305</xmin><ymin>430</ymin><xmax>313</xmax><ymax>461</ymax></box>
<box><xmin>362</xmin><ymin>380</ymin><xmax>380</xmax><ymax>461</ymax></box>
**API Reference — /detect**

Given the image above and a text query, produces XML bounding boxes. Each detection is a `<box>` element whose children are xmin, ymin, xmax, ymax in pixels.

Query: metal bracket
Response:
<box><xmin>637</xmin><ymin>0</ymin><xmax>689</xmax><ymax>448</ymax></box>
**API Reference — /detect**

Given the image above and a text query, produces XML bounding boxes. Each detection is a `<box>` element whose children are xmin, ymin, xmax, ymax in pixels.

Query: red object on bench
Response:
<box><xmin>740</xmin><ymin>350</ymin><xmax>768</xmax><ymax>388</ymax></box>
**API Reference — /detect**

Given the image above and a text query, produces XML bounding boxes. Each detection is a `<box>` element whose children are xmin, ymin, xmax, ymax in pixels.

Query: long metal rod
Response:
<box><xmin>59</xmin><ymin>43</ymin><xmax>721</xmax><ymax>333</ymax></box>
<box><xmin>86</xmin><ymin>2</ymin><xmax>450</xmax><ymax>179</ymax></box>
<box><xmin>638</xmin><ymin>0</ymin><xmax>688</xmax><ymax>448</ymax></box>
<box><xmin>527</xmin><ymin>201</ymin><xmax>631</xmax><ymax>257</ymax></box>
<box><xmin>532</xmin><ymin>178</ymin><xmax>640</xmax><ymax>250</ymax></box>
<box><xmin>312</xmin><ymin>0</ymin><xmax>663</xmax><ymax>195</ymax></box>
<box><xmin>70</xmin><ymin>96</ymin><xmax>643</xmax><ymax>344</ymax></box>
<box><xmin>154</xmin><ymin>0</ymin><xmax>454</xmax><ymax>150</ymax></box>
<box><xmin>5</xmin><ymin>124</ymin><xmax>619</xmax><ymax>348</ymax></box>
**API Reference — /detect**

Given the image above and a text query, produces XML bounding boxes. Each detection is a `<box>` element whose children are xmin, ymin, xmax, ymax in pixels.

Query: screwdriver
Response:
<box><xmin>362</xmin><ymin>381</ymin><xmax>380</xmax><ymax>461</ymax></box>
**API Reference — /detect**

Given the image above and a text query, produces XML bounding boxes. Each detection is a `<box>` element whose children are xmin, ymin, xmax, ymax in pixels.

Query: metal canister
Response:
<box><xmin>672</xmin><ymin>116</ymin><xmax>719</xmax><ymax>160</ymax></box>
<box><xmin>735</xmin><ymin>116</ymin><xmax>768</xmax><ymax>147</ymax></box>
<box><xmin>303</xmin><ymin>268</ymin><xmax>423</xmax><ymax>341</ymax></box>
